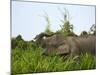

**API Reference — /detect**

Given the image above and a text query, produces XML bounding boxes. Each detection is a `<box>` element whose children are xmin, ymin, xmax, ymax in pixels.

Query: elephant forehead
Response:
<box><xmin>44</xmin><ymin>36</ymin><xmax>65</xmax><ymax>45</ymax></box>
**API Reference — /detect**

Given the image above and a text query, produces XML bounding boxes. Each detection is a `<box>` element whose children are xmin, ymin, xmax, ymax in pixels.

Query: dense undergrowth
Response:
<box><xmin>11</xmin><ymin>45</ymin><xmax>96</xmax><ymax>75</ymax></box>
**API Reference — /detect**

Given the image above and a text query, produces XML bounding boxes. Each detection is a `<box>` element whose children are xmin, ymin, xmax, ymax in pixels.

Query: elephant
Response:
<box><xmin>34</xmin><ymin>33</ymin><xmax>96</xmax><ymax>57</ymax></box>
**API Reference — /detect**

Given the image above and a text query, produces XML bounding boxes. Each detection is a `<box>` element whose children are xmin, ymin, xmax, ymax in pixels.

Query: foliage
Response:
<box><xmin>43</xmin><ymin>12</ymin><xmax>54</xmax><ymax>35</ymax></box>
<box><xmin>11</xmin><ymin>35</ymin><xmax>96</xmax><ymax>75</ymax></box>
<box><xmin>80</xmin><ymin>24</ymin><xmax>96</xmax><ymax>37</ymax></box>
<box><xmin>44</xmin><ymin>24</ymin><xmax>54</xmax><ymax>35</ymax></box>
<box><xmin>11</xmin><ymin>35</ymin><xmax>37</xmax><ymax>50</ymax></box>
<box><xmin>59</xmin><ymin>21</ymin><xmax>75</xmax><ymax>36</ymax></box>
<box><xmin>57</xmin><ymin>8</ymin><xmax>76</xmax><ymax>36</ymax></box>
<box><xmin>11</xmin><ymin>47</ymin><xmax>96</xmax><ymax>75</ymax></box>
<box><xmin>88</xmin><ymin>24</ymin><xmax>96</xmax><ymax>35</ymax></box>
<box><xmin>11</xmin><ymin>35</ymin><xmax>24</xmax><ymax>49</ymax></box>
<box><xmin>80</xmin><ymin>31</ymin><xmax>88</xmax><ymax>36</ymax></box>
<box><xmin>11</xmin><ymin>38</ymin><xmax>18</xmax><ymax>49</ymax></box>
<box><xmin>16</xmin><ymin>35</ymin><xmax>23</xmax><ymax>41</ymax></box>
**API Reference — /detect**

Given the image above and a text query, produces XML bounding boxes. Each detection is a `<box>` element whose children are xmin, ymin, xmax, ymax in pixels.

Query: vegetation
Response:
<box><xmin>11</xmin><ymin>38</ymin><xmax>96</xmax><ymax>74</ymax></box>
<box><xmin>80</xmin><ymin>24</ymin><xmax>96</xmax><ymax>36</ymax></box>
<box><xmin>80</xmin><ymin>31</ymin><xmax>88</xmax><ymax>36</ymax></box>
<box><xmin>43</xmin><ymin>12</ymin><xmax>54</xmax><ymax>35</ymax></box>
<box><xmin>89</xmin><ymin>24</ymin><xmax>96</xmax><ymax>35</ymax></box>
<box><xmin>56</xmin><ymin>8</ymin><xmax>77</xmax><ymax>36</ymax></box>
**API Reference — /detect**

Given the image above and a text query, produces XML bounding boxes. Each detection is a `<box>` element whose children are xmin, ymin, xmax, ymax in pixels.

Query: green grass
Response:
<box><xmin>11</xmin><ymin>47</ymin><xmax>96</xmax><ymax>75</ymax></box>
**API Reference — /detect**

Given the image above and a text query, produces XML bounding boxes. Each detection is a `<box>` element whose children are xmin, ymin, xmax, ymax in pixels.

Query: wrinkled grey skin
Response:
<box><xmin>34</xmin><ymin>33</ymin><xmax>96</xmax><ymax>57</ymax></box>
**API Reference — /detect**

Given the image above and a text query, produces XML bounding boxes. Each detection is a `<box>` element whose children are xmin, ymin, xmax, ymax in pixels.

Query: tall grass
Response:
<box><xmin>11</xmin><ymin>47</ymin><xmax>96</xmax><ymax>75</ymax></box>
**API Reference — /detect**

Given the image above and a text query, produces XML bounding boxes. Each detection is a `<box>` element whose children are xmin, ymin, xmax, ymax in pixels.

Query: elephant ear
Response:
<box><xmin>56</xmin><ymin>44</ymin><xmax>70</xmax><ymax>55</ymax></box>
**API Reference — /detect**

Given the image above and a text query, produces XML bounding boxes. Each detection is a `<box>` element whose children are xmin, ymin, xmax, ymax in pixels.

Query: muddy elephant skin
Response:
<box><xmin>34</xmin><ymin>33</ymin><xmax>96</xmax><ymax>57</ymax></box>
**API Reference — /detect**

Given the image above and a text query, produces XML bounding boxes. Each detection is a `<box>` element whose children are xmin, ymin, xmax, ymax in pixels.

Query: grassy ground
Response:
<box><xmin>11</xmin><ymin>47</ymin><xmax>96</xmax><ymax>75</ymax></box>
